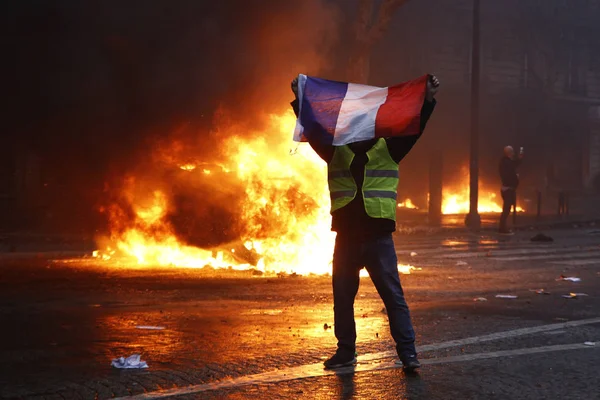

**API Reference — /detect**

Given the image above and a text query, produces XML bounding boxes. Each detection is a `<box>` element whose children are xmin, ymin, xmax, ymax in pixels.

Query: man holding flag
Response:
<box><xmin>290</xmin><ymin>73</ymin><xmax>439</xmax><ymax>370</ymax></box>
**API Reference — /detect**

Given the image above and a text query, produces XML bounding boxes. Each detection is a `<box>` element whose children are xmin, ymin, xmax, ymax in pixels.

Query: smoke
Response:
<box><xmin>4</xmin><ymin>0</ymin><xmax>341</xmax><ymax>234</ymax></box>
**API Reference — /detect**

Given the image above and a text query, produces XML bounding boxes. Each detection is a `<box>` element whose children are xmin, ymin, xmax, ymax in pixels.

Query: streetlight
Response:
<box><xmin>465</xmin><ymin>0</ymin><xmax>481</xmax><ymax>229</ymax></box>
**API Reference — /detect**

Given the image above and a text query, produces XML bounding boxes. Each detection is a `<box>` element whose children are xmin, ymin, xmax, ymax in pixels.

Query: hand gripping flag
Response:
<box><xmin>293</xmin><ymin>74</ymin><xmax>428</xmax><ymax>146</ymax></box>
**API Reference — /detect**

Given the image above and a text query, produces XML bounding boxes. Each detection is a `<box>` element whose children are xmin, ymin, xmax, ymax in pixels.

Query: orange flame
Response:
<box><xmin>442</xmin><ymin>180</ymin><xmax>525</xmax><ymax>215</ymax></box>
<box><xmin>398</xmin><ymin>198</ymin><xmax>418</xmax><ymax>209</ymax></box>
<box><xmin>179</xmin><ymin>164</ymin><xmax>196</xmax><ymax>171</ymax></box>
<box><xmin>98</xmin><ymin>111</ymin><xmax>344</xmax><ymax>275</ymax></box>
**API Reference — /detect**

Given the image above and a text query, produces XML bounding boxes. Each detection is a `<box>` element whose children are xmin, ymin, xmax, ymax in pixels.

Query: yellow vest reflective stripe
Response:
<box><xmin>328</xmin><ymin>138</ymin><xmax>399</xmax><ymax>220</ymax></box>
<box><xmin>328</xmin><ymin>145</ymin><xmax>357</xmax><ymax>207</ymax></box>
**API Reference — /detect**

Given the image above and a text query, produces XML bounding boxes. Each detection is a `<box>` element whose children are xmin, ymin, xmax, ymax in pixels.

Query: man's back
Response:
<box><xmin>499</xmin><ymin>156</ymin><xmax>520</xmax><ymax>188</ymax></box>
<box><xmin>332</xmin><ymin>139</ymin><xmax>394</xmax><ymax>237</ymax></box>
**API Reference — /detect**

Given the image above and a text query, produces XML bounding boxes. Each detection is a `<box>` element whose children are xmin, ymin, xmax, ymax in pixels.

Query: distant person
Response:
<box><xmin>499</xmin><ymin>146</ymin><xmax>523</xmax><ymax>234</ymax></box>
<box><xmin>290</xmin><ymin>75</ymin><xmax>439</xmax><ymax>371</ymax></box>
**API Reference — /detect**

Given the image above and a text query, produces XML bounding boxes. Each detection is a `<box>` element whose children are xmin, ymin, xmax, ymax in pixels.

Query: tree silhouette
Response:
<box><xmin>347</xmin><ymin>0</ymin><xmax>410</xmax><ymax>83</ymax></box>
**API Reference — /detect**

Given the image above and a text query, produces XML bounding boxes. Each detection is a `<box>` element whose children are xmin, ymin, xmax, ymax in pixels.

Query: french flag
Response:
<box><xmin>293</xmin><ymin>74</ymin><xmax>428</xmax><ymax>146</ymax></box>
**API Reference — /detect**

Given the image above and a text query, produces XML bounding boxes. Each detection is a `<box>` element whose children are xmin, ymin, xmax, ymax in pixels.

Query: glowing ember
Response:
<box><xmin>179</xmin><ymin>164</ymin><xmax>196</xmax><ymax>171</ymax></box>
<box><xmin>98</xmin><ymin>111</ymin><xmax>337</xmax><ymax>275</ymax></box>
<box><xmin>398</xmin><ymin>198</ymin><xmax>418</xmax><ymax>209</ymax></box>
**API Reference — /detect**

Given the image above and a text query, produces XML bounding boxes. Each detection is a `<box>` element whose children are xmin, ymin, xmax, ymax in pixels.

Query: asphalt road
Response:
<box><xmin>0</xmin><ymin>228</ymin><xmax>599</xmax><ymax>399</ymax></box>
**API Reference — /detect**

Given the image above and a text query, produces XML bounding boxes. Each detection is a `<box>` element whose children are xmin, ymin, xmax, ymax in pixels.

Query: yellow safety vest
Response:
<box><xmin>327</xmin><ymin>138</ymin><xmax>399</xmax><ymax>221</ymax></box>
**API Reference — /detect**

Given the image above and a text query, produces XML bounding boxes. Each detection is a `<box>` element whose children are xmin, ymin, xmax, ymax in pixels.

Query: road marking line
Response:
<box><xmin>115</xmin><ymin>317</ymin><xmax>600</xmax><ymax>399</ymax></box>
<box><xmin>117</xmin><ymin>343</ymin><xmax>598</xmax><ymax>399</ymax></box>
<box><xmin>550</xmin><ymin>259</ymin><xmax>600</xmax><ymax>266</ymax></box>
<box><xmin>489</xmin><ymin>253</ymin><xmax>600</xmax><ymax>262</ymax></box>
<box><xmin>435</xmin><ymin>248</ymin><xmax>599</xmax><ymax>259</ymax></box>
<box><xmin>398</xmin><ymin>245</ymin><xmax>558</xmax><ymax>256</ymax></box>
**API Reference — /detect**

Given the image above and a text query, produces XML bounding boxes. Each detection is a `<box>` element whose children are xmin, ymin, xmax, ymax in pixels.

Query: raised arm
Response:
<box><xmin>386</xmin><ymin>75</ymin><xmax>439</xmax><ymax>164</ymax></box>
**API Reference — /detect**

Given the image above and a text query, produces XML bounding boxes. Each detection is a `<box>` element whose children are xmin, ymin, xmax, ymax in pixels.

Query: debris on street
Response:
<box><xmin>495</xmin><ymin>294</ymin><xmax>518</xmax><ymax>299</ymax></box>
<box><xmin>530</xmin><ymin>289</ymin><xmax>551</xmax><ymax>295</ymax></box>
<box><xmin>473</xmin><ymin>297</ymin><xmax>488</xmax><ymax>302</ymax></box>
<box><xmin>323</xmin><ymin>323</ymin><xmax>331</xmax><ymax>330</ymax></box>
<box><xmin>410</xmin><ymin>252</ymin><xmax>418</xmax><ymax>257</ymax></box>
<box><xmin>111</xmin><ymin>354</ymin><xmax>148</xmax><ymax>369</ymax></box>
<box><xmin>562</xmin><ymin>293</ymin><xmax>589</xmax><ymax>299</ymax></box>
<box><xmin>584</xmin><ymin>342</ymin><xmax>596</xmax><ymax>346</ymax></box>
<box><xmin>398</xmin><ymin>265</ymin><xmax>420</xmax><ymax>274</ymax></box>
<box><xmin>531</xmin><ymin>233</ymin><xmax>554</xmax><ymax>242</ymax></box>
<box><xmin>556</xmin><ymin>275</ymin><xmax>581</xmax><ymax>282</ymax></box>
<box><xmin>456</xmin><ymin>261</ymin><xmax>468</xmax><ymax>266</ymax></box>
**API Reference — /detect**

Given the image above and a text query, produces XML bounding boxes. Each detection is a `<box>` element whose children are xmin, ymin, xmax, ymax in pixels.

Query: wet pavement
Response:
<box><xmin>1</xmin><ymin>228</ymin><xmax>599</xmax><ymax>399</ymax></box>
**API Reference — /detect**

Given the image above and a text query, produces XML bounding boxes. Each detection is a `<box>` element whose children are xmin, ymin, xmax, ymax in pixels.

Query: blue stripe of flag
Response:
<box><xmin>300</xmin><ymin>77</ymin><xmax>348</xmax><ymax>146</ymax></box>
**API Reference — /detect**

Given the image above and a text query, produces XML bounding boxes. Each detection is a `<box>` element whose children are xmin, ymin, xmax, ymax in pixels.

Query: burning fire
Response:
<box><xmin>442</xmin><ymin>184</ymin><xmax>524</xmax><ymax>215</ymax></box>
<box><xmin>399</xmin><ymin>185</ymin><xmax>525</xmax><ymax>215</ymax></box>
<box><xmin>98</xmin><ymin>111</ymin><xmax>339</xmax><ymax>275</ymax></box>
<box><xmin>398</xmin><ymin>198</ymin><xmax>418</xmax><ymax>209</ymax></box>
<box><xmin>179</xmin><ymin>164</ymin><xmax>196</xmax><ymax>171</ymax></box>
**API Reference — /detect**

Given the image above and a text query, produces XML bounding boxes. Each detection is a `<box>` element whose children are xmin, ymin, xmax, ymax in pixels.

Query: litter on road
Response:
<box><xmin>530</xmin><ymin>289</ymin><xmax>551</xmax><ymax>295</ymax></box>
<box><xmin>562</xmin><ymin>293</ymin><xmax>589</xmax><ymax>299</ymax></box>
<box><xmin>531</xmin><ymin>233</ymin><xmax>554</xmax><ymax>242</ymax></box>
<box><xmin>473</xmin><ymin>297</ymin><xmax>488</xmax><ymax>302</ymax></box>
<box><xmin>410</xmin><ymin>252</ymin><xmax>418</xmax><ymax>257</ymax></box>
<box><xmin>556</xmin><ymin>275</ymin><xmax>581</xmax><ymax>282</ymax></box>
<box><xmin>584</xmin><ymin>342</ymin><xmax>596</xmax><ymax>346</ymax></box>
<box><xmin>111</xmin><ymin>354</ymin><xmax>148</xmax><ymax>369</ymax></box>
<box><xmin>456</xmin><ymin>261</ymin><xmax>468</xmax><ymax>266</ymax></box>
<box><xmin>495</xmin><ymin>294</ymin><xmax>518</xmax><ymax>299</ymax></box>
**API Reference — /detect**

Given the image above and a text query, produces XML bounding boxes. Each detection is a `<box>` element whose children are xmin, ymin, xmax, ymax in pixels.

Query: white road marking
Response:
<box><xmin>550</xmin><ymin>259</ymin><xmax>600</xmax><ymax>266</ymax></box>
<box><xmin>434</xmin><ymin>248</ymin><xmax>598</xmax><ymax>260</ymax></box>
<box><xmin>397</xmin><ymin>245</ymin><xmax>556</xmax><ymax>257</ymax></box>
<box><xmin>114</xmin><ymin>317</ymin><xmax>600</xmax><ymax>399</ymax></box>
<box><xmin>489</xmin><ymin>252</ymin><xmax>600</xmax><ymax>262</ymax></box>
<box><xmin>117</xmin><ymin>343</ymin><xmax>599</xmax><ymax>399</ymax></box>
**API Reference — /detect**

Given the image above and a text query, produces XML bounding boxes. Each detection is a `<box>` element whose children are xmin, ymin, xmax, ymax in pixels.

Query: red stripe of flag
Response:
<box><xmin>374</xmin><ymin>74</ymin><xmax>428</xmax><ymax>138</ymax></box>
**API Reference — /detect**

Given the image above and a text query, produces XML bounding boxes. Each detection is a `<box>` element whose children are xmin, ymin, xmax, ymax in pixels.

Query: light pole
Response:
<box><xmin>465</xmin><ymin>0</ymin><xmax>481</xmax><ymax>229</ymax></box>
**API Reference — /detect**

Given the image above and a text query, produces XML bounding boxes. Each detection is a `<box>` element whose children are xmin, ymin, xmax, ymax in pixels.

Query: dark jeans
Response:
<box><xmin>332</xmin><ymin>233</ymin><xmax>416</xmax><ymax>359</ymax></box>
<box><xmin>500</xmin><ymin>188</ymin><xmax>516</xmax><ymax>231</ymax></box>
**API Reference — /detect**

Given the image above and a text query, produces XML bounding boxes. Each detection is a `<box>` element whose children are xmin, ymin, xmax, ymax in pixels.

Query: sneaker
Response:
<box><xmin>400</xmin><ymin>354</ymin><xmax>421</xmax><ymax>371</ymax></box>
<box><xmin>323</xmin><ymin>352</ymin><xmax>357</xmax><ymax>369</ymax></box>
